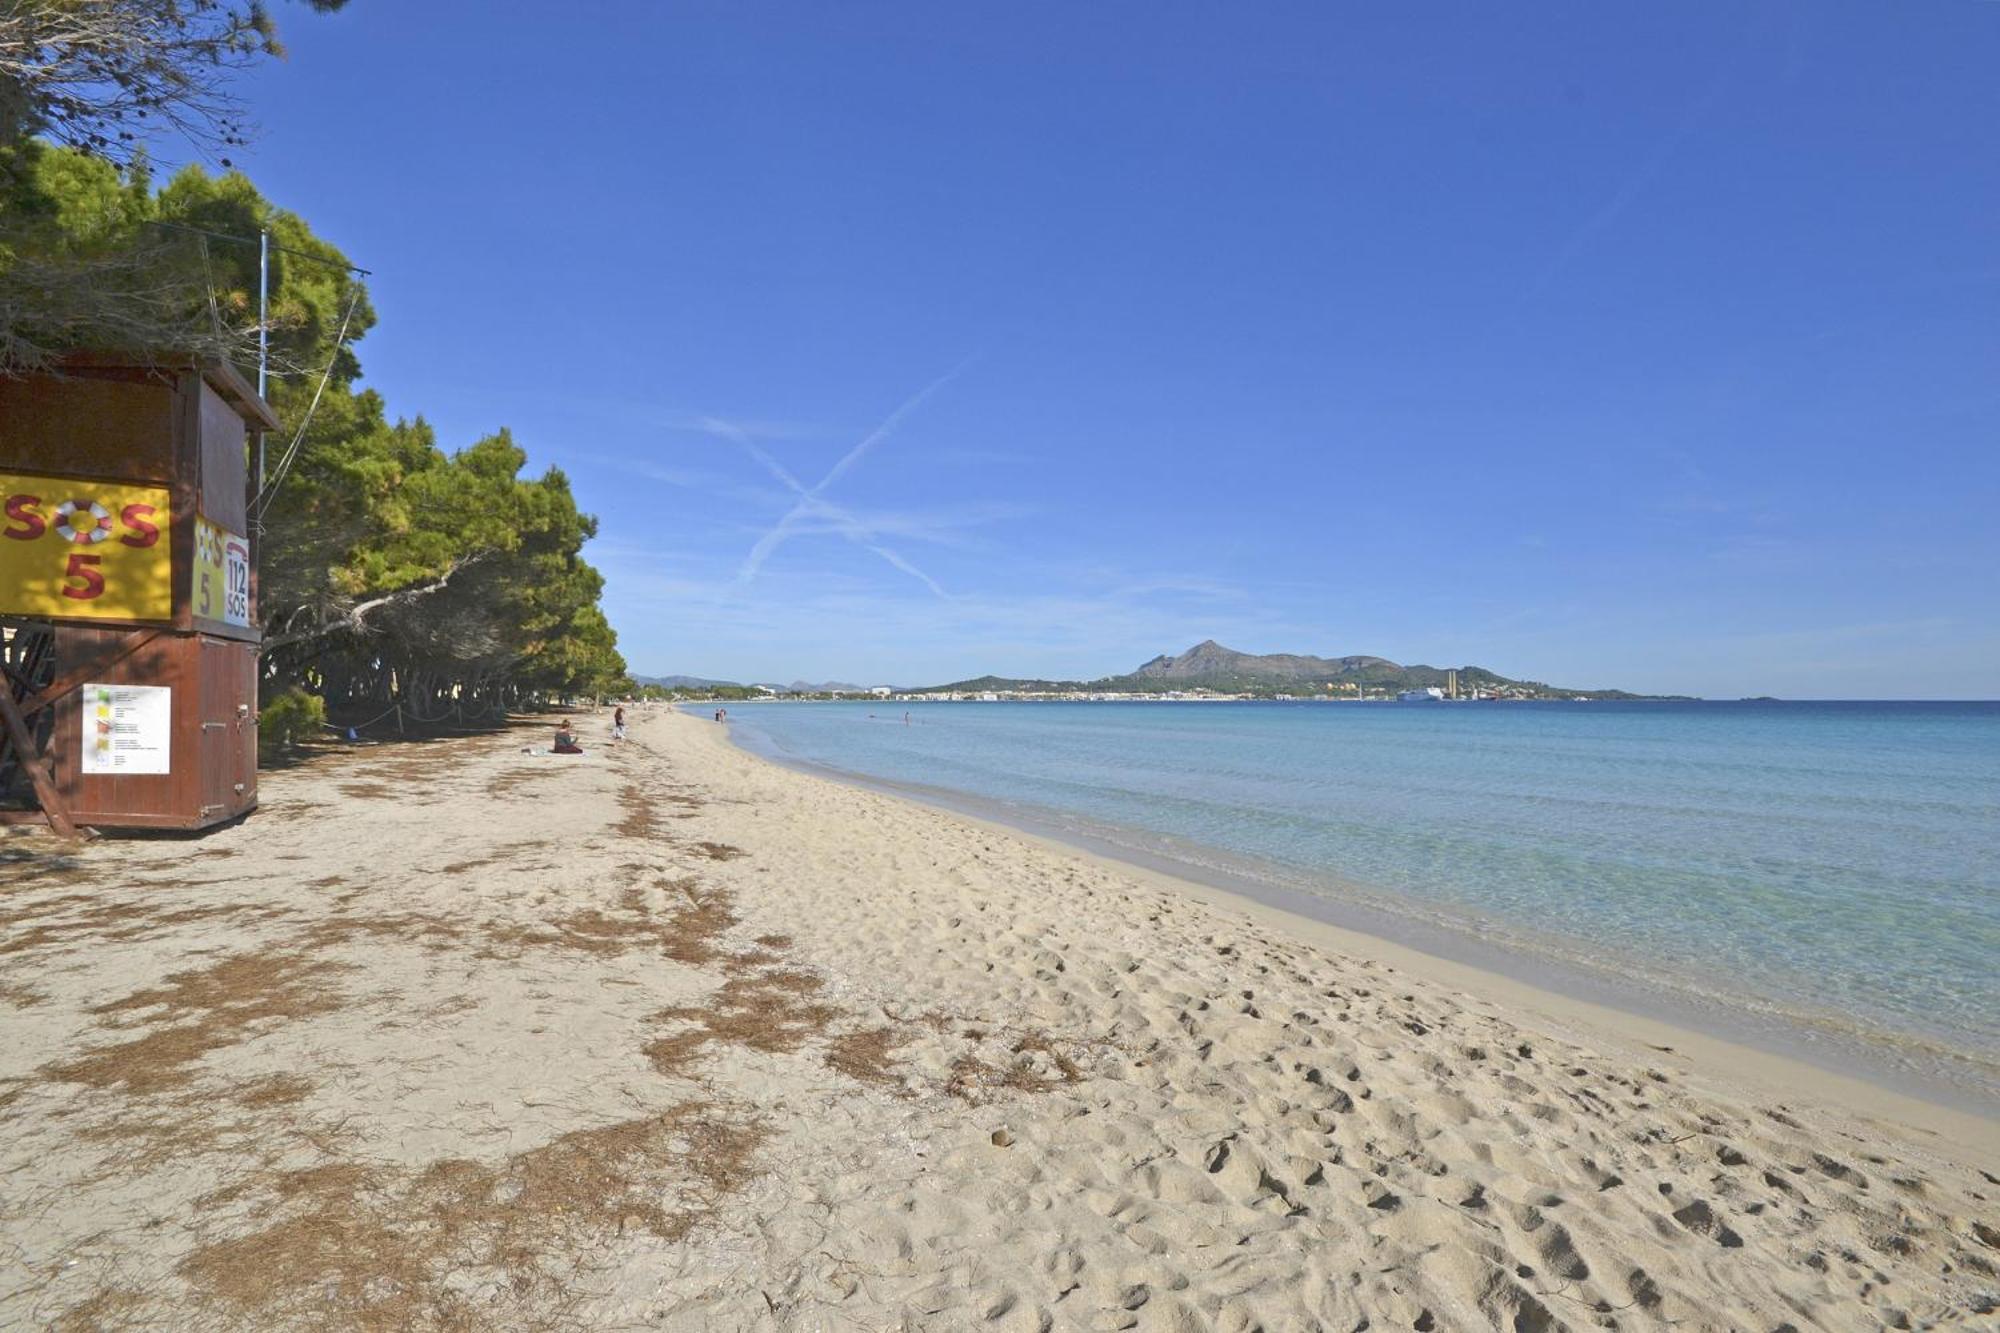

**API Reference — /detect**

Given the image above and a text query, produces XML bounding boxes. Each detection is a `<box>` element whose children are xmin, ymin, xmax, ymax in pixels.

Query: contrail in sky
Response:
<box><xmin>728</xmin><ymin>357</ymin><xmax>975</xmax><ymax>592</ymax></box>
<box><xmin>814</xmin><ymin>356</ymin><xmax>975</xmax><ymax>495</ymax></box>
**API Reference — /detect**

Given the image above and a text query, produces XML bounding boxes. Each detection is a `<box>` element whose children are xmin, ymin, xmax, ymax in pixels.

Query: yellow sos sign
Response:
<box><xmin>1</xmin><ymin>471</ymin><xmax>173</xmax><ymax>621</ymax></box>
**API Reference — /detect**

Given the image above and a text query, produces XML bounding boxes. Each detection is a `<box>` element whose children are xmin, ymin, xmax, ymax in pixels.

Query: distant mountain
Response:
<box><xmin>633</xmin><ymin>673</ymin><xmax>741</xmax><ymax>689</ymax></box>
<box><xmin>919</xmin><ymin>640</ymin><xmax>1681</xmax><ymax>700</ymax></box>
<box><xmin>1133</xmin><ymin>640</ymin><xmax>1399</xmax><ymax>682</ymax></box>
<box><xmin>927</xmin><ymin>675</ymin><xmax>1049</xmax><ymax>694</ymax></box>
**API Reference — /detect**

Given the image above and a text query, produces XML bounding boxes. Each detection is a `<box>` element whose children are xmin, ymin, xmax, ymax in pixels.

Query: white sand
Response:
<box><xmin>1</xmin><ymin>705</ymin><xmax>1994</xmax><ymax>1331</ymax></box>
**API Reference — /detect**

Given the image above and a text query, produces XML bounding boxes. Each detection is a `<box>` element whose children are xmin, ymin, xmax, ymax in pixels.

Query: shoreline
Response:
<box><xmin>706</xmin><ymin>705</ymin><xmax>2000</xmax><ymax>1150</ymax></box>
<box><xmin>8</xmin><ymin>708</ymin><xmax>1997</xmax><ymax>1327</ymax></box>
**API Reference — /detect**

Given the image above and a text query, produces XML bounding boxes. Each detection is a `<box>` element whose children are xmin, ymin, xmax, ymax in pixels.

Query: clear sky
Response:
<box><xmin>232</xmin><ymin>2</ymin><xmax>1999</xmax><ymax>696</ymax></box>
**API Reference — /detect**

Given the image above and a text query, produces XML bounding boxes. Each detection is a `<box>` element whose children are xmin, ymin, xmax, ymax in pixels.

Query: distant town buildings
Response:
<box><xmin>641</xmin><ymin>670</ymin><xmax>1599</xmax><ymax>705</ymax></box>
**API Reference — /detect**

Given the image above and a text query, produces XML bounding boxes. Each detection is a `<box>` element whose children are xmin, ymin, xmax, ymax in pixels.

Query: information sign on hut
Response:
<box><xmin>0</xmin><ymin>355</ymin><xmax>278</xmax><ymax>834</ymax></box>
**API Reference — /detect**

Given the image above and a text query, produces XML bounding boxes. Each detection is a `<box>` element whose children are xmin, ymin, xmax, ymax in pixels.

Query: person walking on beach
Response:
<box><xmin>611</xmin><ymin>705</ymin><xmax>627</xmax><ymax>742</ymax></box>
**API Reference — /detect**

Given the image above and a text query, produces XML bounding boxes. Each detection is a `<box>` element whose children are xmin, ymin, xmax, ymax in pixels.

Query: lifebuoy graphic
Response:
<box><xmin>53</xmin><ymin>500</ymin><xmax>113</xmax><ymax>544</ymax></box>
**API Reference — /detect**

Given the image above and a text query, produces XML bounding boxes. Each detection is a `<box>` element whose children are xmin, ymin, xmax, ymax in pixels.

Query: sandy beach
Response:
<box><xmin>2</xmin><ymin>704</ymin><xmax>1995</xmax><ymax>1331</ymax></box>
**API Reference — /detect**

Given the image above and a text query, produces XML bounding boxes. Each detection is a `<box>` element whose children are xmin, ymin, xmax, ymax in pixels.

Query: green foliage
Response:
<box><xmin>0</xmin><ymin>1</ymin><xmax>349</xmax><ymax>164</ymax></box>
<box><xmin>4</xmin><ymin>143</ymin><xmax>628</xmax><ymax>716</ymax></box>
<box><xmin>0</xmin><ymin>140</ymin><xmax>152</xmax><ymax>251</ymax></box>
<box><xmin>0</xmin><ymin>13</ymin><xmax>628</xmax><ymax>721</ymax></box>
<box><xmin>1</xmin><ymin>0</ymin><xmax>355</xmax><ymax>366</ymax></box>
<box><xmin>257</xmin><ymin>687</ymin><xmax>326</xmax><ymax>759</ymax></box>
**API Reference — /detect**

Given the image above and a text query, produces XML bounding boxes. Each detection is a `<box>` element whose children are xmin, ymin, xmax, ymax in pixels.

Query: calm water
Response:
<box><xmin>717</xmin><ymin>700</ymin><xmax>2000</xmax><ymax>1104</ymax></box>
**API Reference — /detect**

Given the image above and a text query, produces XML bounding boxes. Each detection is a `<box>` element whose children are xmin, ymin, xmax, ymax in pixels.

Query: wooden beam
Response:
<box><xmin>0</xmin><ymin>687</ymin><xmax>75</xmax><ymax>838</ymax></box>
<box><xmin>18</xmin><ymin>629</ymin><xmax>163</xmax><ymax>720</ymax></box>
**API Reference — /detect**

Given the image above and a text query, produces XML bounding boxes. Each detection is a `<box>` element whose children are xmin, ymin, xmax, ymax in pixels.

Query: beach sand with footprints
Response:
<box><xmin>2</xmin><ymin>706</ymin><xmax>1995</xmax><ymax>1330</ymax></box>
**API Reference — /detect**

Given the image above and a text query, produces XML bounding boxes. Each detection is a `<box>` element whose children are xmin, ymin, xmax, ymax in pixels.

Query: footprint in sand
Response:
<box><xmin>1670</xmin><ymin>1197</ymin><xmax>1744</xmax><ymax>1248</ymax></box>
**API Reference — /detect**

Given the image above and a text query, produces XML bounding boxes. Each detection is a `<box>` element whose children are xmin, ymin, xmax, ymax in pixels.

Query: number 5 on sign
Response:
<box><xmin>62</xmin><ymin>553</ymin><xmax>105</xmax><ymax>600</ymax></box>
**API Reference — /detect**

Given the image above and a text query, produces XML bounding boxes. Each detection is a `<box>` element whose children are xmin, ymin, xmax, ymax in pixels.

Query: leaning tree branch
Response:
<box><xmin>259</xmin><ymin>553</ymin><xmax>490</xmax><ymax>656</ymax></box>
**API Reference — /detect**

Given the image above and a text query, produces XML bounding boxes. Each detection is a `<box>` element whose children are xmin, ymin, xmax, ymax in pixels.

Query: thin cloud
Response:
<box><xmin>663</xmin><ymin>411</ymin><xmax>832</xmax><ymax>443</ymax></box>
<box><xmin>603</xmin><ymin>558</ymin><xmax>1335</xmax><ymax>685</ymax></box>
<box><xmin>560</xmin><ymin>449</ymin><xmax>731</xmax><ymax>492</ymax></box>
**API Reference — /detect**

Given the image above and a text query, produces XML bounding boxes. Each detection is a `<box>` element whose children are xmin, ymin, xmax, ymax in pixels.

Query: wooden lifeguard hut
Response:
<box><xmin>0</xmin><ymin>355</ymin><xmax>278</xmax><ymax>835</ymax></box>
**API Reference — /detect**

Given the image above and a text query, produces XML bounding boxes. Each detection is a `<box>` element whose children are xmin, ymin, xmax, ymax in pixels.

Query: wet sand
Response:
<box><xmin>727</xmin><ymin>712</ymin><xmax>2000</xmax><ymax>1121</ymax></box>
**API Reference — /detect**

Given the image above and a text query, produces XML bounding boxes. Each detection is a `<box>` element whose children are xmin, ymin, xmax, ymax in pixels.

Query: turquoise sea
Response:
<box><xmin>715</xmin><ymin>700</ymin><xmax>2000</xmax><ymax>1109</ymax></box>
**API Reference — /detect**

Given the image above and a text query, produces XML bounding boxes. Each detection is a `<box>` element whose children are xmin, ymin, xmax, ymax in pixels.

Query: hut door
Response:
<box><xmin>197</xmin><ymin>636</ymin><xmax>258</xmax><ymax>819</ymax></box>
<box><xmin>230</xmin><ymin>640</ymin><xmax>258</xmax><ymax>810</ymax></box>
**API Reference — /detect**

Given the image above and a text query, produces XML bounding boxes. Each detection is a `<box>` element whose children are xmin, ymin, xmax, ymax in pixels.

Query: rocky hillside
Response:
<box><xmin>1133</xmin><ymin>640</ymin><xmax>1399</xmax><ymax>682</ymax></box>
<box><xmin>920</xmin><ymin>641</ymin><xmax>1674</xmax><ymax>699</ymax></box>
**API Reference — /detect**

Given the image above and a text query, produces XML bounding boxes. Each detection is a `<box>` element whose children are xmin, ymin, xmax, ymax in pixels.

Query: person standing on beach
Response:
<box><xmin>612</xmin><ymin>705</ymin><xmax>627</xmax><ymax>742</ymax></box>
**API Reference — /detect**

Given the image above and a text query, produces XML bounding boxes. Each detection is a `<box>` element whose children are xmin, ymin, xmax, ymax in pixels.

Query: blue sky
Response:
<box><xmin>231</xmin><ymin>2</ymin><xmax>1998</xmax><ymax>696</ymax></box>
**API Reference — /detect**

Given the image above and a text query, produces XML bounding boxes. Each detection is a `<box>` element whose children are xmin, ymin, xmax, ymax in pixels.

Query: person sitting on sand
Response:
<box><xmin>553</xmin><ymin>720</ymin><xmax>583</xmax><ymax>755</ymax></box>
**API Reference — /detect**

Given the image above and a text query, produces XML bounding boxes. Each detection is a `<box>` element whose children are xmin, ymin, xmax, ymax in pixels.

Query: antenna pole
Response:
<box><xmin>257</xmin><ymin>227</ymin><xmax>269</xmax><ymax>489</ymax></box>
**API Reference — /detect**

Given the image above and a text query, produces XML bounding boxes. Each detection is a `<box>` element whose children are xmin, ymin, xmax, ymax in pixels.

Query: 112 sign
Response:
<box><xmin>194</xmin><ymin>518</ymin><xmax>253</xmax><ymax>628</ymax></box>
